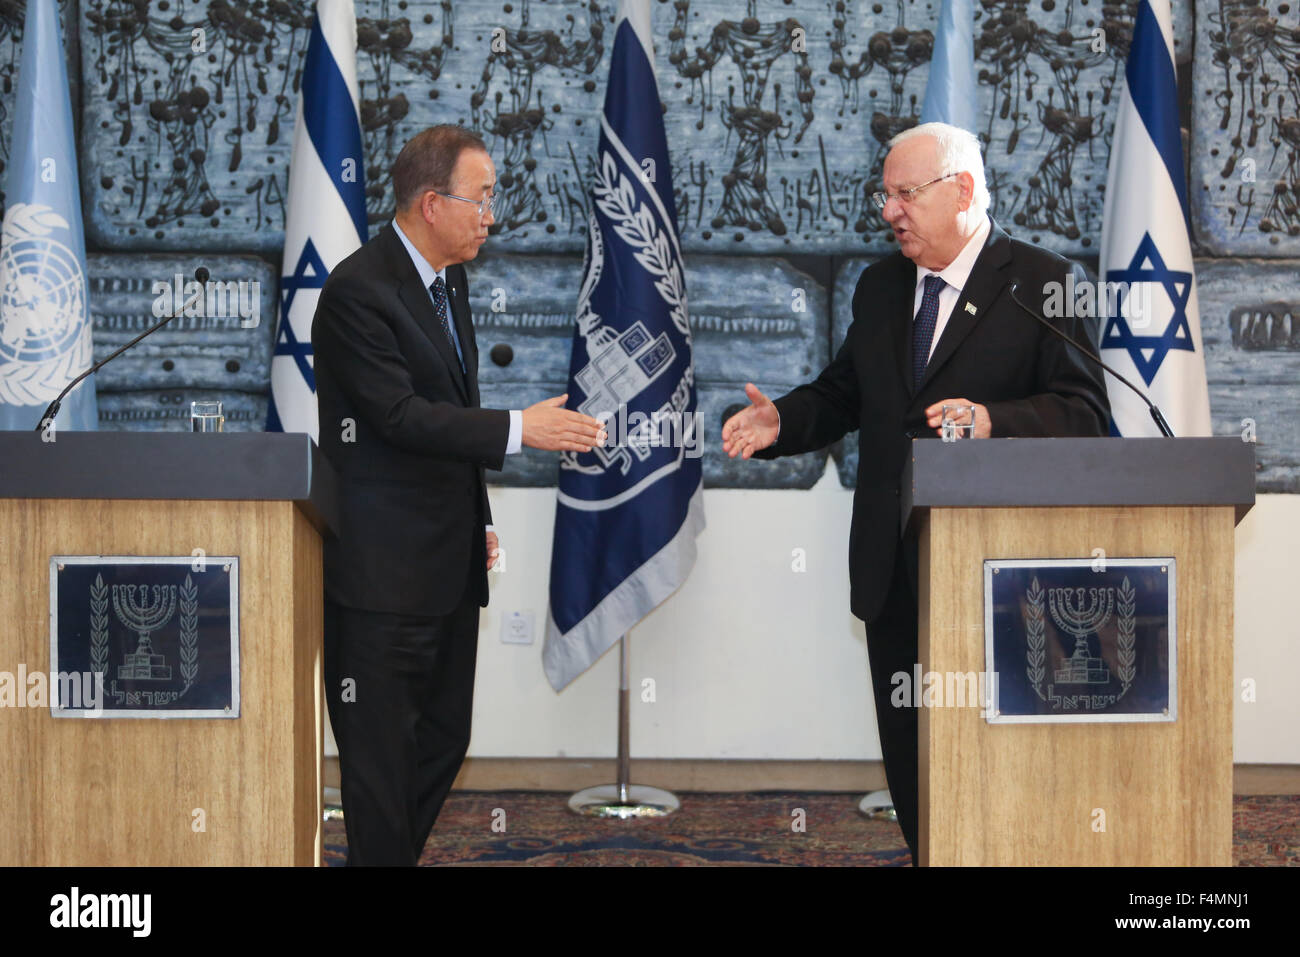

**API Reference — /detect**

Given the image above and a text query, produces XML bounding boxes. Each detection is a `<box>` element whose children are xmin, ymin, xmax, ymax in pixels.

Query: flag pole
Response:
<box><xmin>567</xmin><ymin>632</ymin><xmax>680</xmax><ymax>818</ymax></box>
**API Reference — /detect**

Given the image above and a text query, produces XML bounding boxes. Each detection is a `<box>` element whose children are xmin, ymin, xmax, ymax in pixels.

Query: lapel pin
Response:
<box><xmin>964</xmin><ymin>301</ymin><xmax>978</xmax><ymax>316</ymax></box>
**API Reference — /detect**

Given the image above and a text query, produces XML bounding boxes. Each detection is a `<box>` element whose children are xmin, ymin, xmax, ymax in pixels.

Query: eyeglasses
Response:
<box><xmin>436</xmin><ymin>190</ymin><xmax>497</xmax><ymax>219</ymax></box>
<box><xmin>871</xmin><ymin>172</ymin><xmax>958</xmax><ymax>210</ymax></box>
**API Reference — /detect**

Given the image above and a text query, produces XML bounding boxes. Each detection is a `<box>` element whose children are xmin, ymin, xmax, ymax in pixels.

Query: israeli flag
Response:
<box><xmin>267</xmin><ymin>0</ymin><xmax>368</xmax><ymax>439</ymax></box>
<box><xmin>0</xmin><ymin>0</ymin><xmax>96</xmax><ymax>432</ymax></box>
<box><xmin>543</xmin><ymin>0</ymin><xmax>704</xmax><ymax>692</ymax></box>
<box><xmin>920</xmin><ymin>0</ymin><xmax>978</xmax><ymax>133</ymax></box>
<box><xmin>1099</xmin><ymin>0</ymin><xmax>1211</xmax><ymax>437</ymax></box>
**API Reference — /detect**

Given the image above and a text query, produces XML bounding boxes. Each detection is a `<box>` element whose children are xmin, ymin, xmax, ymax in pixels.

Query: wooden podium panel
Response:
<box><xmin>0</xmin><ymin>498</ymin><xmax>323</xmax><ymax>866</ymax></box>
<box><xmin>917</xmin><ymin>505</ymin><xmax>1234</xmax><ymax>867</ymax></box>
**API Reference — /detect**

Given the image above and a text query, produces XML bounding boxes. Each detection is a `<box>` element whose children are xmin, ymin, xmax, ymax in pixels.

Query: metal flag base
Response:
<box><xmin>568</xmin><ymin>784</ymin><xmax>680</xmax><ymax>819</ymax></box>
<box><xmin>858</xmin><ymin>789</ymin><xmax>897</xmax><ymax>822</ymax></box>
<box><xmin>566</xmin><ymin>634</ymin><xmax>680</xmax><ymax>819</ymax></box>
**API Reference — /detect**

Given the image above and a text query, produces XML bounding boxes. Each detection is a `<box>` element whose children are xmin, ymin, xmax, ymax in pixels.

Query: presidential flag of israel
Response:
<box><xmin>0</xmin><ymin>0</ymin><xmax>96</xmax><ymax>432</ymax></box>
<box><xmin>267</xmin><ymin>0</ymin><xmax>368</xmax><ymax>439</ymax></box>
<box><xmin>1098</xmin><ymin>0</ymin><xmax>1211</xmax><ymax>437</ymax></box>
<box><xmin>543</xmin><ymin>0</ymin><xmax>704</xmax><ymax>692</ymax></box>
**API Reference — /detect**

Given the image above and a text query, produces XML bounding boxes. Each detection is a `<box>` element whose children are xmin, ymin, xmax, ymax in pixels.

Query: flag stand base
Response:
<box><xmin>565</xmin><ymin>634</ymin><xmax>680</xmax><ymax>818</ymax></box>
<box><xmin>858</xmin><ymin>789</ymin><xmax>897</xmax><ymax>821</ymax></box>
<box><xmin>567</xmin><ymin>784</ymin><xmax>679</xmax><ymax>819</ymax></box>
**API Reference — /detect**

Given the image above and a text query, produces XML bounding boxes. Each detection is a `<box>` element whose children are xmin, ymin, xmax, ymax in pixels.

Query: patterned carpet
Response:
<box><xmin>321</xmin><ymin>792</ymin><xmax>1300</xmax><ymax>866</ymax></box>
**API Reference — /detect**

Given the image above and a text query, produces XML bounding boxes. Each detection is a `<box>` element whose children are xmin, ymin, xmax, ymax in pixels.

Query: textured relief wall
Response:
<box><xmin>0</xmin><ymin>0</ymin><xmax>1295</xmax><ymax>489</ymax></box>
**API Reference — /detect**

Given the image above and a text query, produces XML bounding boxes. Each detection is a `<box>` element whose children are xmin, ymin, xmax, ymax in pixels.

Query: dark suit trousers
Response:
<box><xmin>324</xmin><ymin>594</ymin><xmax>480</xmax><ymax>866</ymax></box>
<box><xmin>864</xmin><ymin>536</ymin><xmax>922</xmax><ymax>863</ymax></box>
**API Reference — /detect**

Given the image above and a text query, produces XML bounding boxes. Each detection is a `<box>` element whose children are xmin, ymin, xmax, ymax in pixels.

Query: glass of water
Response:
<box><xmin>941</xmin><ymin>404</ymin><xmax>976</xmax><ymax>441</ymax></box>
<box><xmin>191</xmin><ymin>400</ymin><xmax>225</xmax><ymax>433</ymax></box>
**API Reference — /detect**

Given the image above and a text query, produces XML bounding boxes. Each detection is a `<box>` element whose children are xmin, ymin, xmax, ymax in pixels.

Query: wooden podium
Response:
<box><xmin>903</xmin><ymin>437</ymin><xmax>1255</xmax><ymax>866</ymax></box>
<box><xmin>0</xmin><ymin>432</ymin><xmax>336</xmax><ymax>866</ymax></box>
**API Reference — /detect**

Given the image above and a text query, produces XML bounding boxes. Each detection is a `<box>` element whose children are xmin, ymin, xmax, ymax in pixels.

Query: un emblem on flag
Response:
<box><xmin>0</xmin><ymin>203</ymin><xmax>89</xmax><ymax>404</ymax></box>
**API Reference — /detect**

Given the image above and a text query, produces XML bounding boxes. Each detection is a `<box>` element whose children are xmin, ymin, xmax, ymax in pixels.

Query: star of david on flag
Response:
<box><xmin>1098</xmin><ymin>0</ymin><xmax>1210</xmax><ymax>437</ymax></box>
<box><xmin>1101</xmin><ymin>233</ymin><xmax>1195</xmax><ymax>386</ymax></box>
<box><xmin>267</xmin><ymin>0</ymin><xmax>368</xmax><ymax>439</ymax></box>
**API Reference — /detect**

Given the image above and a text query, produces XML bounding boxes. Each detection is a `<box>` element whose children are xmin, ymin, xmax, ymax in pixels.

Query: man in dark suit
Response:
<box><xmin>312</xmin><ymin>125</ymin><xmax>605</xmax><ymax>866</ymax></box>
<box><xmin>722</xmin><ymin>122</ymin><xmax>1110</xmax><ymax>862</ymax></box>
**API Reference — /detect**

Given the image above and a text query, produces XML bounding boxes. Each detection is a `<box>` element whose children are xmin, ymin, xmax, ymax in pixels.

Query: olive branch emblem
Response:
<box><xmin>179</xmin><ymin>574</ymin><xmax>199</xmax><ymax>694</ymax></box>
<box><xmin>1116</xmin><ymin>576</ymin><xmax>1136</xmax><ymax>696</ymax></box>
<box><xmin>89</xmin><ymin>573</ymin><xmax>109</xmax><ymax>677</ymax></box>
<box><xmin>591</xmin><ymin>150</ymin><xmax>690</xmax><ymax>340</ymax></box>
<box><xmin>1025</xmin><ymin>576</ymin><xmax>1047</xmax><ymax>700</ymax></box>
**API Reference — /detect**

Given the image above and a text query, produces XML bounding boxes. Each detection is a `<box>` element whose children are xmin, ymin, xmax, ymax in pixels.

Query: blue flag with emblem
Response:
<box><xmin>267</xmin><ymin>0</ymin><xmax>368</xmax><ymax>439</ymax></box>
<box><xmin>543</xmin><ymin>0</ymin><xmax>705</xmax><ymax>692</ymax></box>
<box><xmin>0</xmin><ymin>0</ymin><xmax>96</xmax><ymax>432</ymax></box>
<box><xmin>1098</xmin><ymin>0</ymin><xmax>1210</xmax><ymax>436</ymax></box>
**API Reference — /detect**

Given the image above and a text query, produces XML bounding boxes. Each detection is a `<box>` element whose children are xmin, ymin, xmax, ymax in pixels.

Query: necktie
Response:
<box><xmin>429</xmin><ymin>276</ymin><xmax>464</xmax><ymax>373</ymax></box>
<box><xmin>912</xmin><ymin>273</ymin><xmax>946</xmax><ymax>389</ymax></box>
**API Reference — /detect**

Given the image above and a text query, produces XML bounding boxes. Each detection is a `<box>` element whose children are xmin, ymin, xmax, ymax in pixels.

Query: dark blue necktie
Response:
<box><xmin>429</xmin><ymin>276</ymin><xmax>464</xmax><ymax>373</ymax></box>
<box><xmin>912</xmin><ymin>274</ymin><xmax>946</xmax><ymax>389</ymax></box>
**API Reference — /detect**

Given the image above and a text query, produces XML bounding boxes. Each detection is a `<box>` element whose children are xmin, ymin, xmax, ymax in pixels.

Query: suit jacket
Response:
<box><xmin>312</xmin><ymin>223</ymin><xmax>510</xmax><ymax>617</ymax></box>
<box><xmin>758</xmin><ymin>218</ymin><xmax>1110</xmax><ymax>623</ymax></box>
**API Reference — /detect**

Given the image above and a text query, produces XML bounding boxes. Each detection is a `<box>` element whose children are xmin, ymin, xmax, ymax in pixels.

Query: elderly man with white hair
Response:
<box><xmin>722</xmin><ymin>121</ymin><xmax>1110</xmax><ymax>863</ymax></box>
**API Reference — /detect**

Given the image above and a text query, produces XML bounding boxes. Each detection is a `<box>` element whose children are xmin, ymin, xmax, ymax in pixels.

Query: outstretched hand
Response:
<box><xmin>521</xmin><ymin>394</ymin><xmax>607</xmax><ymax>452</ymax></box>
<box><xmin>722</xmin><ymin>383</ymin><xmax>780</xmax><ymax>459</ymax></box>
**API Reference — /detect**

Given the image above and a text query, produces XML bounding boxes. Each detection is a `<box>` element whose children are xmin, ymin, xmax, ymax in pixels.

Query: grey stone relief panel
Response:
<box><xmin>1195</xmin><ymin>258</ymin><xmax>1300</xmax><ymax>491</ymax></box>
<box><xmin>65</xmin><ymin>0</ymin><xmax>1190</xmax><ymax>258</ymax></box>
<box><xmin>469</xmin><ymin>251</ymin><xmax>828</xmax><ymax>487</ymax></box>
<box><xmin>87</xmin><ymin>252</ymin><xmax>276</xmax><ymax>431</ymax></box>
<box><xmin>1191</xmin><ymin>0</ymin><xmax>1300</xmax><ymax>257</ymax></box>
<box><xmin>5</xmin><ymin>0</ymin><xmax>1289</xmax><ymax>494</ymax></box>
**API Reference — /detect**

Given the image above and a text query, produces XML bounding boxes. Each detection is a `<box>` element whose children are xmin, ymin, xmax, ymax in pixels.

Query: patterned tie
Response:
<box><xmin>912</xmin><ymin>273</ymin><xmax>946</xmax><ymax>389</ymax></box>
<box><xmin>429</xmin><ymin>275</ymin><xmax>464</xmax><ymax>373</ymax></box>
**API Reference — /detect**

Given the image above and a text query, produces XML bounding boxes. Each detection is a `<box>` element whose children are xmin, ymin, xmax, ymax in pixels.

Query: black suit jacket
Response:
<box><xmin>312</xmin><ymin>223</ymin><xmax>510</xmax><ymax>617</ymax></box>
<box><xmin>759</xmin><ymin>218</ymin><xmax>1110</xmax><ymax>623</ymax></box>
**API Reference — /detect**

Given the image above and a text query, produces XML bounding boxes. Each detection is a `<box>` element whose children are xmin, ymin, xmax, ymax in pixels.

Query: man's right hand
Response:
<box><xmin>522</xmin><ymin>395</ymin><xmax>607</xmax><ymax>452</ymax></box>
<box><xmin>722</xmin><ymin>383</ymin><xmax>780</xmax><ymax>459</ymax></box>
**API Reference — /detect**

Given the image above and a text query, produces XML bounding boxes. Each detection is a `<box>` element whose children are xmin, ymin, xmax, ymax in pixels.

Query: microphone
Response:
<box><xmin>35</xmin><ymin>266</ymin><xmax>211</xmax><ymax>432</ymax></box>
<box><xmin>1007</xmin><ymin>281</ymin><xmax>1174</xmax><ymax>438</ymax></box>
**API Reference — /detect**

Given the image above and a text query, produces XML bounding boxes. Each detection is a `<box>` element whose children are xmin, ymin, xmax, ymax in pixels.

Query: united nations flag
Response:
<box><xmin>0</xmin><ymin>0</ymin><xmax>96</xmax><ymax>432</ymax></box>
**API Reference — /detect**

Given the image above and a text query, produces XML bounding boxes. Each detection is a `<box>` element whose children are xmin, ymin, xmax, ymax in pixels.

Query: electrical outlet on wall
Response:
<box><xmin>501</xmin><ymin>610</ymin><xmax>534</xmax><ymax>645</ymax></box>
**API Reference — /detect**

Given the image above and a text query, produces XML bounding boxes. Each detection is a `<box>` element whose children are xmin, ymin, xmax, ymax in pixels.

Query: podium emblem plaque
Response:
<box><xmin>49</xmin><ymin>556</ymin><xmax>240</xmax><ymax>718</ymax></box>
<box><xmin>983</xmin><ymin>558</ymin><xmax>1175</xmax><ymax>724</ymax></box>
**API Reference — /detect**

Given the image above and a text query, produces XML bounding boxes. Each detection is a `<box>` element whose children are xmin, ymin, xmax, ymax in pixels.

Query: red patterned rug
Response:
<box><xmin>320</xmin><ymin>792</ymin><xmax>1300</xmax><ymax>866</ymax></box>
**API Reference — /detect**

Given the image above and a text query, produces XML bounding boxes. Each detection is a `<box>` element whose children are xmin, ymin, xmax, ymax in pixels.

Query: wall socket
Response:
<box><xmin>500</xmin><ymin>610</ymin><xmax>535</xmax><ymax>645</ymax></box>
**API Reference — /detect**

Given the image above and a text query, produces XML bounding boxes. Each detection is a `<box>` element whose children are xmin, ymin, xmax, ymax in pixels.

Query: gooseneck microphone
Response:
<box><xmin>1007</xmin><ymin>281</ymin><xmax>1174</xmax><ymax>438</ymax></box>
<box><xmin>35</xmin><ymin>267</ymin><xmax>210</xmax><ymax>432</ymax></box>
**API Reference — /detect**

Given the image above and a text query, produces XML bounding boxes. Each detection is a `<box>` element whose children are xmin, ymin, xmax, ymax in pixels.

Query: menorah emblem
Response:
<box><xmin>1047</xmin><ymin>586</ymin><xmax>1114</xmax><ymax>685</ymax></box>
<box><xmin>112</xmin><ymin>583</ymin><xmax>176</xmax><ymax>681</ymax></box>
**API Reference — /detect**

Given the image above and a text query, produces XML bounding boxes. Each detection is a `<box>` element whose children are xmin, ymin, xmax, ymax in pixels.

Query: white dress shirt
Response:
<box><xmin>392</xmin><ymin>218</ymin><xmax>521</xmax><ymax>455</ymax></box>
<box><xmin>912</xmin><ymin>214</ymin><xmax>991</xmax><ymax>362</ymax></box>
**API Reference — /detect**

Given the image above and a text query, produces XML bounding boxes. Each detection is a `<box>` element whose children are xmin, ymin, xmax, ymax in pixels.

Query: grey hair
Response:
<box><xmin>887</xmin><ymin>122</ymin><xmax>990</xmax><ymax>215</ymax></box>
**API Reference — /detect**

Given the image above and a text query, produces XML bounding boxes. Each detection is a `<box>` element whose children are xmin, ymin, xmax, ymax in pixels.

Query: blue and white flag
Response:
<box><xmin>1099</xmin><ymin>0</ymin><xmax>1210</xmax><ymax>437</ymax></box>
<box><xmin>920</xmin><ymin>0</ymin><xmax>978</xmax><ymax>132</ymax></box>
<box><xmin>544</xmin><ymin>0</ymin><xmax>704</xmax><ymax>692</ymax></box>
<box><xmin>267</xmin><ymin>0</ymin><xmax>368</xmax><ymax>439</ymax></box>
<box><xmin>0</xmin><ymin>0</ymin><xmax>96</xmax><ymax>431</ymax></box>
